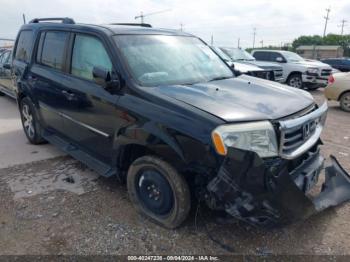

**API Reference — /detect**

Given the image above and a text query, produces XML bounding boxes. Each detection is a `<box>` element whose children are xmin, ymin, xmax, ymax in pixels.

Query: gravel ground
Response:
<box><xmin>0</xmin><ymin>89</ymin><xmax>349</xmax><ymax>255</ymax></box>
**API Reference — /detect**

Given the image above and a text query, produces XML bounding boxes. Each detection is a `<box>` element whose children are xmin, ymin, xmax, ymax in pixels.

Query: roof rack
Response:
<box><xmin>29</xmin><ymin>17</ymin><xmax>75</xmax><ymax>24</ymax></box>
<box><xmin>110</xmin><ymin>23</ymin><xmax>152</xmax><ymax>28</ymax></box>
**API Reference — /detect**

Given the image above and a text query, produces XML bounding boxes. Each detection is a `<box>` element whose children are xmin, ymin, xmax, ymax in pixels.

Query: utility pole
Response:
<box><xmin>252</xmin><ymin>28</ymin><xmax>256</xmax><ymax>49</ymax></box>
<box><xmin>323</xmin><ymin>7</ymin><xmax>331</xmax><ymax>37</ymax></box>
<box><xmin>237</xmin><ymin>38</ymin><xmax>240</xmax><ymax>48</ymax></box>
<box><xmin>135</xmin><ymin>9</ymin><xmax>171</xmax><ymax>24</ymax></box>
<box><xmin>339</xmin><ymin>19</ymin><xmax>347</xmax><ymax>35</ymax></box>
<box><xmin>180</xmin><ymin>23</ymin><xmax>184</xmax><ymax>31</ymax></box>
<box><xmin>22</xmin><ymin>14</ymin><xmax>26</xmax><ymax>24</ymax></box>
<box><xmin>210</xmin><ymin>34</ymin><xmax>213</xmax><ymax>45</ymax></box>
<box><xmin>260</xmin><ymin>40</ymin><xmax>264</xmax><ymax>48</ymax></box>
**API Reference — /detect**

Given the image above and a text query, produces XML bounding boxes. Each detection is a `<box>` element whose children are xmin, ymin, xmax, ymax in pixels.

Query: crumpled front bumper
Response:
<box><xmin>207</xmin><ymin>147</ymin><xmax>350</xmax><ymax>227</ymax></box>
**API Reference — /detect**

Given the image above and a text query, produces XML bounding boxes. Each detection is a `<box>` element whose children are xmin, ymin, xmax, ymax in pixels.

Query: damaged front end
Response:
<box><xmin>207</xmin><ymin>102</ymin><xmax>350</xmax><ymax>227</ymax></box>
<box><xmin>207</xmin><ymin>147</ymin><xmax>350</xmax><ymax>227</ymax></box>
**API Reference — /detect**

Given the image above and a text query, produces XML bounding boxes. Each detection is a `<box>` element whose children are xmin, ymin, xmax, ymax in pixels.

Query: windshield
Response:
<box><xmin>211</xmin><ymin>46</ymin><xmax>232</xmax><ymax>62</ymax></box>
<box><xmin>220</xmin><ymin>47</ymin><xmax>255</xmax><ymax>61</ymax></box>
<box><xmin>282</xmin><ymin>51</ymin><xmax>304</xmax><ymax>62</ymax></box>
<box><xmin>114</xmin><ymin>35</ymin><xmax>233</xmax><ymax>86</ymax></box>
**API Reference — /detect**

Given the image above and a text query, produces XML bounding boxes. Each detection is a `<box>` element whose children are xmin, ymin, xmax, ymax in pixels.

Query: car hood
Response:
<box><xmin>239</xmin><ymin>60</ymin><xmax>282</xmax><ymax>70</ymax></box>
<box><xmin>291</xmin><ymin>60</ymin><xmax>332</xmax><ymax>69</ymax></box>
<box><xmin>233</xmin><ymin>62</ymin><xmax>264</xmax><ymax>73</ymax></box>
<box><xmin>152</xmin><ymin>75</ymin><xmax>314</xmax><ymax>122</ymax></box>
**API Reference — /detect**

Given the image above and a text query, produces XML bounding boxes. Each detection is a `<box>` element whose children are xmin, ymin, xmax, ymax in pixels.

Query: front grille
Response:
<box><xmin>321</xmin><ymin>69</ymin><xmax>332</xmax><ymax>77</ymax></box>
<box><xmin>274</xmin><ymin>70</ymin><xmax>283</xmax><ymax>78</ymax></box>
<box><xmin>278</xmin><ymin>103</ymin><xmax>328</xmax><ymax>159</ymax></box>
<box><xmin>250</xmin><ymin>71</ymin><xmax>269</xmax><ymax>80</ymax></box>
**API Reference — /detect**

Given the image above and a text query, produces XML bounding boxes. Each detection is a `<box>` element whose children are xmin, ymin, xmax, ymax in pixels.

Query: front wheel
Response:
<box><xmin>340</xmin><ymin>92</ymin><xmax>350</xmax><ymax>112</ymax></box>
<box><xmin>287</xmin><ymin>73</ymin><xmax>303</xmax><ymax>89</ymax></box>
<box><xmin>19</xmin><ymin>97</ymin><xmax>46</xmax><ymax>144</ymax></box>
<box><xmin>127</xmin><ymin>156</ymin><xmax>191</xmax><ymax>229</ymax></box>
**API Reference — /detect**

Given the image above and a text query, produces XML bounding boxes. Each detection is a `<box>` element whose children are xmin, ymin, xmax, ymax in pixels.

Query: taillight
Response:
<box><xmin>328</xmin><ymin>74</ymin><xmax>335</xmax><ymax>84</ymax></box>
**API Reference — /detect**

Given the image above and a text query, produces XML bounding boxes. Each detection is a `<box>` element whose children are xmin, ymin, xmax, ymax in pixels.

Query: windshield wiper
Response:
<box><xmin>208</xmin><ymin>76</ymin><xmax>233</xmax><ymax>82</ymax></box>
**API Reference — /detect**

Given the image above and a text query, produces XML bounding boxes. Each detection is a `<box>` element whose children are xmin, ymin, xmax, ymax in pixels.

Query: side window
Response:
<box><xmin>15</xmin><ymin>30</ymin><xmax>33</xmax><ymax>63</ymax></box>
<box><xmin>71</xmin><ymin>34</ymin><xmax>112</xmax><ymax>81</ymax></box>
<box><xmin>40</xmin><ymin>31</ymin><xmax>68</xmax><ymax>71</ymax></box>
<box><xmin>253</xmin><ymin>51</ymin><xmax>270</xmax><ymax>61</ymax></box>
<box><xmin>270</xmin><ymin>52</ymin><xmax>284</xmax><ymax>62</ymax></box>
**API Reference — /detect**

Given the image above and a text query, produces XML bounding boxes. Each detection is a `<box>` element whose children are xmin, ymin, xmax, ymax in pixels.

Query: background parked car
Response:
<box><xmin>251</xmin><ymin>50</ymin><xmax>332</xmax><ymax>90</ymax></box>
<box><xmin>219</xmin><ymin>47</ymin><xmax>284</xmax><ymax>82</ymax></box>
<box><xmin>0</xmin><ymin>49</ymin><xmax>15</xmax><ymax>98</ymax></box>
<box><xmin>211</xmin><ymin>46</ymin><xmax>275</xmax><ymax>81</ymax></box>
<box><xmin>321</xmin><ymin>58</ymin><xmax>350</xmax><ymax>72</ymax></box>
<box><xmin>325</xmin><ymin>72</ymin><xmax>350</xmax><ymax>112</ymax></box>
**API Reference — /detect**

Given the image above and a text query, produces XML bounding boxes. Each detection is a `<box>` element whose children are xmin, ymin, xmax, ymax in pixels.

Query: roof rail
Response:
<box><xmin>29</xmin><ymin>17</ymin><xmax>75</xmax><ymax>24</ymax></box>
<box><xmin>110</xmin><ymin>23</ymin><xmax>152</xmax><ymax>28</ymax></box>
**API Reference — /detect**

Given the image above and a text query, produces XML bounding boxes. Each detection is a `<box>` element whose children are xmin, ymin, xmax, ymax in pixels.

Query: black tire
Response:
<box><xmin>0</xmin><ymin>91</ymin><xmax>5</xmax><ymax>96</ymax></box>
<box><xmin>306</xmin><ymin>86</ymin><xmax>320</xmax><ymax>91</ymax></box>
<box><xmin>287</xmin><ymin>73</ymin><xmax>303</xmax><ymax>89</ymax></box>
<box><xmin>19</xmin><ymin>97</ymin><xmax>46</xmax><ymax>144</ymax></box>
<box><xmin>127</xmin><ymin>155</ymin><xmax>191</xmax><ymax>229</ymax></box>
<box><xmin>340</xmin><ymin>92</ymin><xmax>350</xmax><ymax>112</ymax></box>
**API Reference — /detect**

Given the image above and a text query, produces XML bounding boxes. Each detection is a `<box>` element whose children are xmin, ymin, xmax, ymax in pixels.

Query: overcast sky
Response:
<box><xmin>0</xmin><ymin>0</ymin><xmax>350</xmax><ymax>48</ymax></box>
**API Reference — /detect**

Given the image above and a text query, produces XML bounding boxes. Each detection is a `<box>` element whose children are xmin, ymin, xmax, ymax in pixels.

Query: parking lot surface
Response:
<box><xmin>0</xmin><ymin>90</ymin><xmax>349</xmax><ymax>255</ymax></box>
<box><xmin>0</xmin><ymin>96</ymin><xmax>64</xmax><ymax>169</ymax></box>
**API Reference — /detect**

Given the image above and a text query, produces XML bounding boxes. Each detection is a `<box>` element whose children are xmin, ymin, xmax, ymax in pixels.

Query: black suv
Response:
<box><xmin>12</xmin><ymin>18</ymin><xmax>350</xmax><ymax>228</ymax></box>
<box><xmin>321</xmin><ymin>58</ymin><xmax>350</xmax><ymax>72</ymax></box>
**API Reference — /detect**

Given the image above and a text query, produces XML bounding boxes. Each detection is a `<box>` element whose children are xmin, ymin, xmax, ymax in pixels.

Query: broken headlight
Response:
<box><xmin>211</xmin><ymin>121</ymin><xmax>278</xmax><ymax>157</ymax></box>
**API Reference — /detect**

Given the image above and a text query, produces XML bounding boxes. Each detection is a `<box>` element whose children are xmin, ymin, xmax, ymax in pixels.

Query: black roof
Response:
<box><xmin>21</xmin><ymin>18</ymin><xmax>193</xmax><ymax>37</ymax></box>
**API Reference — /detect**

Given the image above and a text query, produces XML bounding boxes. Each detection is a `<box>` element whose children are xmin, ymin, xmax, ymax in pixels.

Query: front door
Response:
<box><xmin>59</xmin><ymin>33</ymin><xmax>121</xmax><ymax>164</ymax></box>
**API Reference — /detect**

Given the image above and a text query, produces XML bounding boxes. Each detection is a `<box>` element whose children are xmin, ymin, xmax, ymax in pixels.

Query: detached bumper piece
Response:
<box><xmin>207</xmin><ymin>148</ymin><xmax>350</xmax><ymax>227</ymax></box>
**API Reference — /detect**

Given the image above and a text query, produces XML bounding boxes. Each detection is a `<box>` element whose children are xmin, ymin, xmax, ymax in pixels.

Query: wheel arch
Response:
<box><xmin>338</xmin><ymin>90</ymin><xmax>350</xmax><ymax>101</ymax></box>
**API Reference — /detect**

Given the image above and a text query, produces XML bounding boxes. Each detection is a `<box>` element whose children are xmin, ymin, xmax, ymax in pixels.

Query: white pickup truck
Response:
<box><xmin>251</xmin><ymin>50</ymin><xmax>333</xmax><ymax>90</ymax></box>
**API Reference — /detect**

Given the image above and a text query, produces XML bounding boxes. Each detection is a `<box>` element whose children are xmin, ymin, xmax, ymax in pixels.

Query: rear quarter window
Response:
<box><xmin>15</xmin><ymin>30</ymin><xmax>33</xmax><ymax>63</ymax></box>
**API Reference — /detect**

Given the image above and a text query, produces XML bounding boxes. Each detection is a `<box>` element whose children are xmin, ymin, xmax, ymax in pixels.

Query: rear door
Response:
<box><xmin>30</xmin><ymin>30</ymin><xmax>70</xmax><ymax>134</ymax></box>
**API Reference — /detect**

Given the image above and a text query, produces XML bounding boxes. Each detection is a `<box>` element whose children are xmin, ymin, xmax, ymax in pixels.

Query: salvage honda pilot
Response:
<box><xmin>11</xmin><ymin>18</ymin><xmax>350</xmax><ymax>228</ymax></box>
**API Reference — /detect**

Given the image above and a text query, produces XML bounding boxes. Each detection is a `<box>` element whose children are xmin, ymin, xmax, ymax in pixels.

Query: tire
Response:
<box><xmin>287</xmin><ymin>73</ymin><xmax>303</xmax><ymax>89</ymax></box>
<box><xmin>19</xmin><ymin>97</ymin><xmax>46</xmax><ymax>144</ymax></box>
<box><xmin>0</xmin><ymin>91</ymin><xmax>5</xmax><ymax>96</ymax></box>
<box><xmin>340</xmin><ymin>92</ymin><xmax>350</xmax><ymax>112</ymax></box>
<box><xmin>306</xmin><ymin>86</ymin><xmax>320</xmax><ymax>91</ymax></box>
<box><xmin>127</xmin><ymin>155</ymin><xmax>191</xmax><ymax>229</ymax></box>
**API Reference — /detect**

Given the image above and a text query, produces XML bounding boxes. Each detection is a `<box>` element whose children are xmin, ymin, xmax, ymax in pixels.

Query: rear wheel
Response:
<box><xmin>287</xmin><ymin>73</ymin><xmax>303</xmax><ymax>89</ymax></box>
<box><xmin>127</xmin><ymin>156</ymin><xmax>191</xmax><ymax>229</ymax></box>
<box><xmin>340</xmin><ymin>92</ymin><xmax>350</xmax><ymax>112</ymax></box>
<box><xmin>19</xmin><ymin>97</ymin><xmax>46</xmax><ymax>144</ymax></box>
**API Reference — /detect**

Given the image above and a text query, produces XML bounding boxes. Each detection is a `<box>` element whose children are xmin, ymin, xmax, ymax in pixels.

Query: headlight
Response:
<box><xmin>211</xmin><ymin>121</ymin><xmax>278</xmax><ymax>158</ymax></box>
<box><xmin>306</xmin><ymin>68</ymin><xmax>319</xmax><ymax>75</ymax></box>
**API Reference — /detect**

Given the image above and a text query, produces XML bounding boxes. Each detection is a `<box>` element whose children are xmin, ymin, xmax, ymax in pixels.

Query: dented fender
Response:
<box><xmin>207</xmin><ymin>148</ymin><xmax>350</xmax><ymax>227</ymax></box>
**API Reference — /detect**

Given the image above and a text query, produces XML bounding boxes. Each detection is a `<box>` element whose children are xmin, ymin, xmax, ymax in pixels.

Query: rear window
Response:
<box><xmin>253</xmin><ymin>51</ymin><xmax>270</xmax><ymax>61</ymax></box>
<box><xmin>39</xmin><ymin>31</ymin><xmax>68</xmax><ymax>71</ymax></box>
<box><xmin>15</xmin><ymin>30</ymin><xmax>33</xmax><ymax>63</ymax></box>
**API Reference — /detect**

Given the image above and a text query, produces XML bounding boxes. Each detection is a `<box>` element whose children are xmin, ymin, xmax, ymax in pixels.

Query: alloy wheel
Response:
<box><xmin>22</xmin><ymin>104</ymin><xmax>35</xmax><ymax>139</ymax></box>
<box><xmin>341</xmin><ymin>93</ymin><xmax>350</xmax><ymax>112</ymax></box>
<box><xmin>289</xmin><ymin>76</ymin><xmax>303</xmax><ymax>88</ymax></box>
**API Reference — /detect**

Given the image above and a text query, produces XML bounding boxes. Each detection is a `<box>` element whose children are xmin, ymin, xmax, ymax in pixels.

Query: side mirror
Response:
<box><xmin>92</xmin><ymin>66</ymin><xmax>121</xmax><ymax>93</ymax></box>
<box><xmin>3</xmin><ymin>63</ymin><xmax>11</xmax><ymax>70</ymax></box>
<box><xmin>276</xmin><ymin>57</ymin><xmax>285</xmax><ymax>63</ymax></box>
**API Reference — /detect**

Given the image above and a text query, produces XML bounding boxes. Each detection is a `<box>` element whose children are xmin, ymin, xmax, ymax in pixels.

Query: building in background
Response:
<box><xmin>296</xmin><ymin>45</ymin><xmax>344</xmax><ymax>60</ymax></box>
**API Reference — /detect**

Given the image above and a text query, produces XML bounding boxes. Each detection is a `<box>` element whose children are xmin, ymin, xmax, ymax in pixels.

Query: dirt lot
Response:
<box><xmin>0</xmin><ymin>90</ymin><xmax>349</xmax><ymax>255</ymax></box>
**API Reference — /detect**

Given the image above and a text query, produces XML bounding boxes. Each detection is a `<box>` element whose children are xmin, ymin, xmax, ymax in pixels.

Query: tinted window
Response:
<box><xmin>253</xmin><ymin>51</ymin><xmax>270</xmax><ymax>61</ymax></box>
<box><xmin>15</xmin><ymin>30</ymin><xmax>33</xmax><ymax>63</ymax></box>
<box><xmin>343</xmin><ymin>59</ymin><xmax>350</xmax><ymax>66</ymax></box>
<box><xmin>270</xmin><ymin>52</ymin><xmax>284</xmax><ymax>62</ymax></box>
<box><xmin>71</xmin><ymin>35</ymin><xmax>112</xmax><ymax>80</ymax></box>
<box><xmin>40</xmin><ymin>31</ymin><xmax>68</xmax><ymax>70</ymax></box>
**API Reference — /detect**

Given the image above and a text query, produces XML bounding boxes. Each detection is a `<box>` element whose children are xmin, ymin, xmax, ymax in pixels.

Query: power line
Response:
<box><xmin>323</xmin><ymin>7</ymin><xmax>331</xmax><ymax>37</ymax></box>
